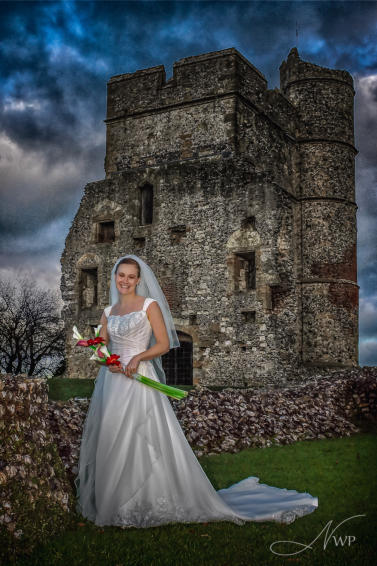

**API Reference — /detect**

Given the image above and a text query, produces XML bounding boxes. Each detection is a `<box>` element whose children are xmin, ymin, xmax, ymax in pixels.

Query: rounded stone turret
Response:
<box><xmin>280</xmin><ymin>47</ymin><xmax>359</xmax><ymax>368</ymax></box>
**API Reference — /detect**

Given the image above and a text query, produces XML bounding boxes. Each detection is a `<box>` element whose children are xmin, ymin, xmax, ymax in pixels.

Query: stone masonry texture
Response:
<box><xmin>60</xmin><ymin>47</ymin><xmax>359</xmax><ymax>387</ymax></box>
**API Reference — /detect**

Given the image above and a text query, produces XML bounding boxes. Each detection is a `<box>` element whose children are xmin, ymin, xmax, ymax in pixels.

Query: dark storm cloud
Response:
<box><xmin>354</xmin><ymin>71</ymin><xmax>377</xmax><ymax>325</ymax></box>
<box><xmin>0</xmin><ymin>0</ymin><xmax>108</xmax><ymax>250</ymax></box>
<box><xmin>0</xmin><ymin>0</ymin><xmax>376</xmax><ymax>363</ymax></box>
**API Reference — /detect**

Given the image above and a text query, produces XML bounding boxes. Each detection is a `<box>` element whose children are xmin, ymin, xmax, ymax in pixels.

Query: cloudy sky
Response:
<box><xmin>0</xmin><ymin>0</ymin><xmax>376</xmax><ymax>365</ymax></box>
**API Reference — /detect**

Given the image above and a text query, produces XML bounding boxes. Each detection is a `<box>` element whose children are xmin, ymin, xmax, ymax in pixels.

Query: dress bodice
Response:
<box><xmin>104</xmin><ymin>297</ymin><xmax>155</xmax><ymax>362</ymax></box>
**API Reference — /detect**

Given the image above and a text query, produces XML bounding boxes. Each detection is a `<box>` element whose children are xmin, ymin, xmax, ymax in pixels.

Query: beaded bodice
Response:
<box><xmin>104</xmin><ymin>297</ymin><xmax>155</xmax><ymax>362</ymax></box>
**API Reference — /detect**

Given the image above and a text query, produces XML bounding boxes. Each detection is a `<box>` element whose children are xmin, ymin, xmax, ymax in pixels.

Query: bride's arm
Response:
<box><xmin>123</xmin><ymin>302</ymin><xmax>170</xmax><ymax>378</ymax></box>
<box><xmin>138</xmin><ymin>301</ymin><xmax>170</xmax><ymax>361</ymax></box>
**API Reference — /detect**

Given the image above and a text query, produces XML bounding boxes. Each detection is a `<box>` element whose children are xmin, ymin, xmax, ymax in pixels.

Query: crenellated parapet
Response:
<box><xmin>104</xmin><ymin>48</ymin><xmax>272</xmax><ymax>175</ymax></box>
<box><xmin>280</xmin><ymin>46</ymin><xmax>354</xmax><ymax>88</ymax></box>
<box><xmin>280</xmin><ymin>47</ymin><xmax>355</xmax><ymax>145</ymax></box>
<box><xmin>105</xmin><ymin>48</ymin><xmax>267</xmax><ymax>120</ymax></box>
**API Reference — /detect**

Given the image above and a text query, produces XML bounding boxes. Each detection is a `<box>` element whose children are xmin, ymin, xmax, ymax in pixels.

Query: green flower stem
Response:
<box><xmin>132</xmin><ymin>373</ymin><xmax>188</xmax><ymax>400</ymax></box>
<box><xmin>83</xmin><ymin>338</ymin><xmax>187</xmax><ymax>400</ymax></box>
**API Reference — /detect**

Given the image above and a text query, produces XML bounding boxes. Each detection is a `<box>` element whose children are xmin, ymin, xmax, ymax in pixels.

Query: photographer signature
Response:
<box><xmin>270</xmin><ymin>514</ymin><xmax>366</xmax><ymax>556</ymax></box>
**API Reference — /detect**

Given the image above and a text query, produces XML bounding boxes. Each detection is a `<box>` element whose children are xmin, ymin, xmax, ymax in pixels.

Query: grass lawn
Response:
<box><xmin>47</xmin><ymin>377</ymin><xmax>195</xmax><ymax>401</ymax></box>
<box><xmin>14</xmin><ymin>379</ymin><xmax>376</xmax><ymax>566</ymax></box>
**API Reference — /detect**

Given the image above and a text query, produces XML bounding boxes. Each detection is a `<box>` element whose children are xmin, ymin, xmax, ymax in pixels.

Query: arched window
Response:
<box><xmin>139</xmin><ymin>183</ymin><xmax>153</xmax><ymax>225</ymax></box>
<box><xmin>162</xmin><ymin>331</ymin><xmax>193</xmax><ymax>385</ymax></box>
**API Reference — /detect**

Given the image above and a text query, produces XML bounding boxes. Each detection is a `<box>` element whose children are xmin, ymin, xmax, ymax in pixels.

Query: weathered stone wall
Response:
<box><xmin>104</xmin><ymin>47</ymin><xmax>267</xmax><ymax>174</ymax></box>
<box><xmin>105</xmin><ymin>48</ymin><xmax>266</xmax><ymax>118</ymax></box>
<box><xmin>106</xmin><ymin>98</ymin><xmax>237</xmax><ymax>172</ymax></box>
<box><xmin>61</xmin><ymin>46</ymin><xmax>358</xmax><ymax>385</ymax></box>
<box><xmin>281</xmin><ymin>48</ymin><xmax>358</xmax><ymax>367</ymax></box>
<box><xmin>0</xmin><ymin>375</ymin><xmax>75</xmax><ymax>560</ymax></box>
<box><xmin>51</xmin><ymin>367</ymin><xmax>377</xmax><ymax>469</ymax></box>
<box><xmin>61</xmin><ymin>159</ymin><xmax>304</xmax><ymax>385</ymax></box>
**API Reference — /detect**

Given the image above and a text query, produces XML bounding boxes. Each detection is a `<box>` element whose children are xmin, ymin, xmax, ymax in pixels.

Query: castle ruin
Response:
<box><xmin>60</xmin><ymin>47</ymin><xmax>359</xmax><ymax>388</ymax></box>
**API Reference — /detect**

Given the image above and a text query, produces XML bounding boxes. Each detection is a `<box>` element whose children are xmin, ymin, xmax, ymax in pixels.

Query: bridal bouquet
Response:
<box><xmin>72</xmin><ymin>325</ymin><xmax>188</xmax><ymax>401</ymax></box>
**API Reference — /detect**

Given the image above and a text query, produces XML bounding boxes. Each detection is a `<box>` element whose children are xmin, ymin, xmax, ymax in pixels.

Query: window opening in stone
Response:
<box><xmin>139</xmin><ymin>183</ymin><xmax>153</xmax><ymax>225</ymax></box>
<box><xmin>98</xmin><ymin>221</ymin><xmax>115</xmax><ymax>243</ymax></box>
<box><xmin>169</xmin><ymin>224</ymin><xmax>186</xmax><ymax>244</ymax></box>
<box><xmin>162</xmin><ymin>331</ymin><xmax>192</xmax><ymax>385</ymax></box>
<box><xmin>133</xmin><ymin>236</ymin><xmax>145</xmax><ymax>249</ymax></box>
<box><xmin>235</xmin><ymin>251</ymin><xmax>256</xmax><ymax>290</ymax></box>
<box><xmin>80</xmin><ymin>268</ymin><xmax>98</xmax><ymax>309</ymax></box>
<box><xmin>241</xmin><ymin>216</ymin><xmax>256</xmax><ymax>230</ymax></box>
<box><xmin>241</xmin><ymin>310</ymin><xmax>256</xmax><ymax>323</ymax></box>
<box><xmin>189</xmin><ymin>314</ymin><xmax>197</xmax><ymax>325</ymax></box>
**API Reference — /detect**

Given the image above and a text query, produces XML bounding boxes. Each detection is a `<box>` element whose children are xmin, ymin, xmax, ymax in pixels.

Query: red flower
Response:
<box><xmin>96</xmin><ymin>348</ymin><xmax>106</xmax><ymax>359</ymax></box>
<box><xmin>76</xmin><ymin>337</ymin><xmax>105</xmax><ymax>347</ymax></box>
<box><xmin>87</xmin><ymin>337</ymin><xmax>105</xmax><ymax>346</ymax></box>
<box><xmin>106</xmin><ymin>354</ymin><xmax>121</xmax><ymax>366</ymax></box>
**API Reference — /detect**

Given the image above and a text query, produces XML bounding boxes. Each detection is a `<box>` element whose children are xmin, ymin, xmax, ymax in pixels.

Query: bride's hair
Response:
<box><xmin>115</xmin><ymin>257</ymin><xmax>141</xmax><ymax>278</ymax></box>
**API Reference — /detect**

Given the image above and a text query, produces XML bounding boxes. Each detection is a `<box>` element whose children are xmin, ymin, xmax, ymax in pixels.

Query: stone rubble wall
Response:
<box><xmin>49</xmin><ymin>366</ymin><xmax>377</xmax><ymax>470</ymax></box>
<box><xmin>0</xmin><ymin>374</ymin><xmax>75</xmax><ymax>560</ymax></box>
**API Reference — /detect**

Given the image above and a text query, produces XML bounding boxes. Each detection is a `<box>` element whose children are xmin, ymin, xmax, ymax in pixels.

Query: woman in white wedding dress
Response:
<box><xmin>74</xmin><ymin>254</ymin><xmax>318</xmax><ymax>528</ymax></box>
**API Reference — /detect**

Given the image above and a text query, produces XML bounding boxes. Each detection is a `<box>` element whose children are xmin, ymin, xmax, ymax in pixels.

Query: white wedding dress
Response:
<box><xmin>74</xmin><ymin>297</ymin><xmax>318</xmax><ymax>528</ymax></box>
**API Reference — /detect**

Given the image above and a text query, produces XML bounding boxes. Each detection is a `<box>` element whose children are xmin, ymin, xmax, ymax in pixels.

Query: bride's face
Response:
<box><xmin>115</xmin><ymin>264</ymin><xmax>140</xmax><ymax>296</ymax></box>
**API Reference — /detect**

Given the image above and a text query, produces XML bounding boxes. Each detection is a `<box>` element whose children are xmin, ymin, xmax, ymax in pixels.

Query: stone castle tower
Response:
<box><xmin>60</xmin><ymin>47</ymin><xmax>359</xmax><ymax>388</ymax></box>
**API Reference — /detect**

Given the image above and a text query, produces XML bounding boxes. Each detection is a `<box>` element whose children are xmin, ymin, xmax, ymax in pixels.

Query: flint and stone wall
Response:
<box><xmin>0</xmin><ymin>374</ymin><xmax>73</xmax><ymax>555</ymax></box>
<box><xmin>61</xmin><ymin>47</ymin><xmax>359</xmax><ymax>386</ymax></box>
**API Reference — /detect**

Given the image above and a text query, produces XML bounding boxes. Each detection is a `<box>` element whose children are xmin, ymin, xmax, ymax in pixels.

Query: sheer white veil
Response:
<box><xmin>109</xmin><ymin>254</ymin><xmax>180</xmax><ymax>384</ymax></box>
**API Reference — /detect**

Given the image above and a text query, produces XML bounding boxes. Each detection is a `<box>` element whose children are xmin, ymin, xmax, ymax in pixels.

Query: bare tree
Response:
<box><xmin>0</xmin><ymin>273</ymin><xmax>65</xmax><ymax>377</ymax></box>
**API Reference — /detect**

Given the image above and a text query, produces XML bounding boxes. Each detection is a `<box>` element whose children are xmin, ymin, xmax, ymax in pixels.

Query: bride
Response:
<box><xmin>74</xmin><ymin>254</ymin><xmax>318</xmax><ymax>528</ymax></box>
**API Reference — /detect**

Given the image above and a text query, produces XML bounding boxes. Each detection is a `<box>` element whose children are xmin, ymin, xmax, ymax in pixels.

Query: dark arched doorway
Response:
<box><xmin>162</xmin><ymin>331</ymin><xmax>193</xmax><ymax>385</ymax></box>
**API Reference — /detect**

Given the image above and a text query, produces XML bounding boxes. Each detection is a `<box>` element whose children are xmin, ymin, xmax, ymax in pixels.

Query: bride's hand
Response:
<box><xmin>124</xmin><ymin>355</ymin><xmax>141</xmax><ymax>379</ymax></box>
<box><xmin>107</xmin><ymin>364</ymin><xmax>123</xmax><ymax>374</ymax></box>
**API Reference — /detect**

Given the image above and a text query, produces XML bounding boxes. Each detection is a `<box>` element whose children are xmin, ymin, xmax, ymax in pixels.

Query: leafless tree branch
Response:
<box><xmin>0</xmin><ymin>273</ymin><xmax>65</xmax><ymax>377</ymax></box>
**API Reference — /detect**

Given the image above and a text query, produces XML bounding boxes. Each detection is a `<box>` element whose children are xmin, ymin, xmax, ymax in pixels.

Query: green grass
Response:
<box><xmin>47</xmin><ymin>377</ymin><xmax>195</xmax><ymax>401</ymax></box>
<box><xmin>14</xmin><ymin>381</ymin><xmax>376</xmax><ymax>566</ymax></box>
<box><xmin>46</xmin><ymin>376</ymin><xmax>271</xmax><ymax>401</ymax></box>
<box><xmin>47</xmin><ymin>377</ymin><xmax>96</xmax><ymax>401</ymax></box>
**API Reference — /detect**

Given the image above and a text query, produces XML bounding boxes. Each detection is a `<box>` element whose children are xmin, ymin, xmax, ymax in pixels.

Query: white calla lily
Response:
<box><xmin>94</xmin><ymin>324</ymin><xmax>102</xmax><ymax>337</ymax></box>
<box><xmin>72</xmin><ymin>325</ymin><xmax>83</xmax><ymax>341</ymax></box>
<box><xmin>90</xmin><ymin>352</ymin><xmax>104</xmax><ymax>362</ymax></box>
<box><xmin>99</xmin><ymin>344</ymin><xmax>111</xmax><ymax>358</ymax></box>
